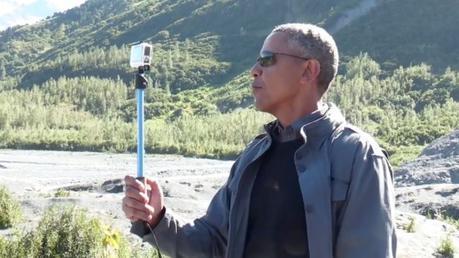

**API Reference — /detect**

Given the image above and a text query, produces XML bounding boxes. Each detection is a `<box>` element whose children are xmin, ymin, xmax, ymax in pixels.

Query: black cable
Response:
<box><xmin>146</xmin><ymin>223</ymin><xmax>163</xmax><ymax>258</ymax></box>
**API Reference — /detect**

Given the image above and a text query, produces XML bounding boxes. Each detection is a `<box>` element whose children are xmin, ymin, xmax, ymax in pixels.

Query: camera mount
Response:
<box><xmin>135</xmin><ymin>65</ymin><xmax>150</xmax><ymax>90</ymax></box>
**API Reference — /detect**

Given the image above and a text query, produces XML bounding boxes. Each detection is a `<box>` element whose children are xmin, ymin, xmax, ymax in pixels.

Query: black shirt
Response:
<box><xmin>243</xmin><ymin>138</ymin><xmax>309</xmax><ymax>258</ymax></box>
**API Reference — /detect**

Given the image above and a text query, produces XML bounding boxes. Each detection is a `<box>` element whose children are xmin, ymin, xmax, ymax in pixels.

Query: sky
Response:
<box><xmin>0</xmin><ymin>0</ymin><xmax>87</xmax><ymax>31</ymax></box>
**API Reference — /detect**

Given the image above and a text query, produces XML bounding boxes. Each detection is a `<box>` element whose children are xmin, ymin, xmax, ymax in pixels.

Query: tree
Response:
<box><xmin>0</xmin><ymin>65</ymin><xmax>5</xmax><ymax>80</ymax></box>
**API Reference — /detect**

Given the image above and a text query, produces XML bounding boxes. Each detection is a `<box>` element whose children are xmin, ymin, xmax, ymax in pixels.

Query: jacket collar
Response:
<box><xmin>264</xmin><ymin>103</ymin><xmax>345</xmax><ymax>148</ymax></box>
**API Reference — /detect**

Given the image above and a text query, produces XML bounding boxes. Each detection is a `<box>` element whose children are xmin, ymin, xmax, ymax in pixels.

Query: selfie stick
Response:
<box><xmin>130</xmin><ymin>45</ymin><xmax>163</xmax><ymax>257</ymax></box>
<box><xmin>130</xmin><ymin>43</ymin><xmax>157</xmax><ymax>236</ymax></box>
<box><xmin>135</xmin><ymin>66</ymin><xmax>148</xmax><ymax>179</ymax></box>
<box><xmin>131</xmin><ymin>65</ymin><xmax>149</xmax><ymax>236</ymax></box>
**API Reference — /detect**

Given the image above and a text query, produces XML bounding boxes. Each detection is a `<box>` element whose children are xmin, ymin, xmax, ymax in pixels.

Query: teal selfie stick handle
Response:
<box><xmin>131</xmin><ymin>90</ymin><xmax>148</xmax><ymax>237</ymax></box>
<box><xmin>136</xmin><ymin>88</ymin><xmax>145</xmax><ymax>178</ymax></box>
<box><xmin>135</xmin><ymin>67</ymin><xmax>148</xmax><ymax>178</ymax></box>
<box><xmin>131</xmin><ymin>68</ymin><xmax>149</xmax><ymax>237</ymax></box>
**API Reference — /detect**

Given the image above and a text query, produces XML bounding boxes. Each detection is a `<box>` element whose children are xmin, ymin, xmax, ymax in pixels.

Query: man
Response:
<box><xmin>123</xmin><ymin>23</ymin><xmax>397</xmax><ymax>258</ymax></box>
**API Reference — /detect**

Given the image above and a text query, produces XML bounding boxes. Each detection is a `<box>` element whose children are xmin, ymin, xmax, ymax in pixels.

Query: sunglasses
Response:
<box><xmin>256</xmin><ymin>50</ymin><xmax>310</xmax><ymax>67</ymax></box>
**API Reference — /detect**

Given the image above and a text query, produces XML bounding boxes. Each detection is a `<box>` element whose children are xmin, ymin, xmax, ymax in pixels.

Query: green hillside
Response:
<box><xmin>0</xmin><ymin>0</ymin><xmax>458</xmax><ymax>165</ymax></box>
<box><xmin>1</xmin><ymin>0</ymin><xmax>365</xmax><ymax>91</ymax></box>
<box><xmin>335</xmin><ymin>0</ymin><xmax>459</xmax><ymax>72</ymax></box>
<box><xmin>2</xmin><ymin>0</ymin><xmax>458</xmax><ymax>89</ymax></box>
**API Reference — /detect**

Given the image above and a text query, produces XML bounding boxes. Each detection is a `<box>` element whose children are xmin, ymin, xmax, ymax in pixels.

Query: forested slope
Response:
<box><xmin>0</xmin><ymin>0</ymin><xmax>458</xmax><ymax>166</ymax></box>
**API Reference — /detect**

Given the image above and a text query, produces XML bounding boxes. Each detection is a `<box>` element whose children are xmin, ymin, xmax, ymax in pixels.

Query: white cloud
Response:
<box><xmin>0</xmin><ymin>14</ymin><xmax>42</xmax><ymax>31</ymax></box>
<box><xmin>0</xmin><ymin>0</ymin><xmax>86</xmax><ymax>31</ymax></box>
<box><xmin>0</xmin><ymin>0</ymin><xmax>38</xmax><ymax>16</ymax></box>
<box><xmin>45</xmin><ymin>0</ymin><xmax>86</xmax><ymax>12</ymax></box>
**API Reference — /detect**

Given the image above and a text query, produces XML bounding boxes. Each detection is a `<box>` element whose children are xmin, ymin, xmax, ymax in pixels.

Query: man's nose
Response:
<box><xmin>250</xmin><ymin>63</ymin><xmax>262</xmax><ymax>78</ymax></box>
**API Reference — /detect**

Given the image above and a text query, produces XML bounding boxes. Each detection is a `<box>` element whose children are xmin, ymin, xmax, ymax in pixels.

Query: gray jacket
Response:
<box><xmin>139</xmin><ymin>104</ymin><xmax>397</xmax><ymax>258</ymax></box>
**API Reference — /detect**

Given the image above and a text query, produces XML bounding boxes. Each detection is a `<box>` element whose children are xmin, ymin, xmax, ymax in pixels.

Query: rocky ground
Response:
<box><xmin>1</xmin><ymin>127</ymin><xmax>459</xmax><ymax>258</ymax></box>
<box><xmin>395</xmin><ymin>129</ymin><xmax>459</xmax><ymax>187</ymax></box>
<box><xmin>0</xmin><ymin>150</ymin><xmax>232</xmax><ymax>247</ymax></box>
<box><xmin>393</xmin><ymin>129</ymin><xmax>459</xmax><ymax>257</ymax></box>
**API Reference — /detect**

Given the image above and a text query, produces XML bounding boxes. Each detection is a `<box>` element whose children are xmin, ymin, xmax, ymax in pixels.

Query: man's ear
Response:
<box><xmin>300</xmin><ymin>59</ymin><xmax>320</xmax><ymax>84</ymax></box>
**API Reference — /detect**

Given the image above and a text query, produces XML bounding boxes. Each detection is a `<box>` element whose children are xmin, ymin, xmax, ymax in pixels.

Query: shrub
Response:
<box><xmin>0</xmin><ymin>185</ymin><xmax>22</xmax><ymax>229</ymax></box>
<box><xmin>436</xmin><ymin>235</ymin><xmax>455</xmax><ymax>258</ymax></box>
<box><xmin>0</xmin><ymin>233</ymin><xmax>26</xmax><ymax>258</ymax></box>
<box><xmin>0</xmin><ymin>205</ymin><xmax>160</xmax><ymax>257</ymax></box>
<box><xmin>0</xmin><ymin>236</ymin><xmax>7</xmax><ymax>256</ymax></box>
<box><xmin>19</xmin><ymin>206</ymin><xmax>133</xmax><ymax>257</ymax></box>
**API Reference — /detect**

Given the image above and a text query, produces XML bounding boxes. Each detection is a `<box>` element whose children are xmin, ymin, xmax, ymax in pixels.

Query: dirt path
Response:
<box><xmin>329</xmin><ymin>0</ymin><xmax>382</xmax><ymax>34</ymax></box>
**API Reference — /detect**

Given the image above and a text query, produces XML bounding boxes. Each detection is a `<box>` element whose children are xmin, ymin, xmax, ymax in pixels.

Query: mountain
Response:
<box><xmin>335</xmin><ymin>0</ymin><xmax>459</xmax><ymax>72</ymax></box>
<box><xmin>0</xmin><ymin>0</ymin><xmax>458</xmax><ymax>162</ymax></box>
<box><xmin>1</xmin><ymin>0</ymin><xmax>458</xmax><ymax>92</ymax></box>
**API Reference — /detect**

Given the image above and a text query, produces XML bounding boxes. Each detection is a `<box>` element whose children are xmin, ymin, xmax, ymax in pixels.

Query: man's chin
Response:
<box><xmin>254</xmin><ymin>102</ymin><xmax>269</xmax><ymax>113</ymax></box>
<box><xmin>253</xmin><ymin>101</ymin><xmax>262</xmax><ymax>111</ymax></box>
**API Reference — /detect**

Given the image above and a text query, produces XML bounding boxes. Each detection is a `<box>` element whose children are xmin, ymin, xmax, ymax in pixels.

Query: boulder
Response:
<box><xmin>395</xmin><ymin>129</ymin><xmax>459</xmax><ymax>187</ymax></box>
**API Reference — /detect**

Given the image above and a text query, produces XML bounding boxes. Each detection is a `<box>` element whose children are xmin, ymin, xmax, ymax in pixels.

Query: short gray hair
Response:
<box><xmin>272</xmin><ymin>23</ymin><xmax>339</xmax><ymax>94</ymax></box>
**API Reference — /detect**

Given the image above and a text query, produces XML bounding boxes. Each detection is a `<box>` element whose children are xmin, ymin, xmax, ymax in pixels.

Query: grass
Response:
<box><xmin>54</xmin><ymin>189</ymin><xmax>71</xmax><ymax>198</ymax></box>
<box><xmin>441</xmin><ymin>214</ymin><xmax>459</xmax><ymax>230</ymax></box>
<box><xmin>0</xmin><ymin>186</ymin><xmax>22</xmax><ymax>229</ymax></box>
<box><xmin>403</xmin><ymin>216</ymin><xmax>417</xmax><ymax>233</ymax></box>
<box><xmin>387</xmin><ymin>145</ymin><xmax>424</xmax><ymax>168</ymax></box>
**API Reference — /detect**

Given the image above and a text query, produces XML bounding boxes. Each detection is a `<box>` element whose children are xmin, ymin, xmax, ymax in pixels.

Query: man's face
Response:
<box><xmin>250</xmin><ymin>32</ymin><xmax>306</xmax><ymax>116</ymax></box>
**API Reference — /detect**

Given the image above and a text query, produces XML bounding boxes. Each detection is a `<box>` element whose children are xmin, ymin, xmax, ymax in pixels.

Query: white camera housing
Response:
<box><xmin>130</xmin><ymin>43</ymin><xmax>152</xmax><ymax>68</ymax></box>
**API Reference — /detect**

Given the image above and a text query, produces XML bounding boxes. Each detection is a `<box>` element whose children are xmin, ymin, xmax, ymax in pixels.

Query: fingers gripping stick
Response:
<box><xmin>130</xmin><ymin>176</ymin><xmax>149</xmax><ymax>235</ymax></box>
<box><xmin>129</xmin><ymin>177</ymin><xmax>162</xmax><ymax>258</ymax></box>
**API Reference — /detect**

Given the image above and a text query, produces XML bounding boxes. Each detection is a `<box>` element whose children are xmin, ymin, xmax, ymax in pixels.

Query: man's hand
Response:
<box><xmin>122</xmin><ymin>175</ymin><xmax>164</xmax><ymax>226</ymax></box>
